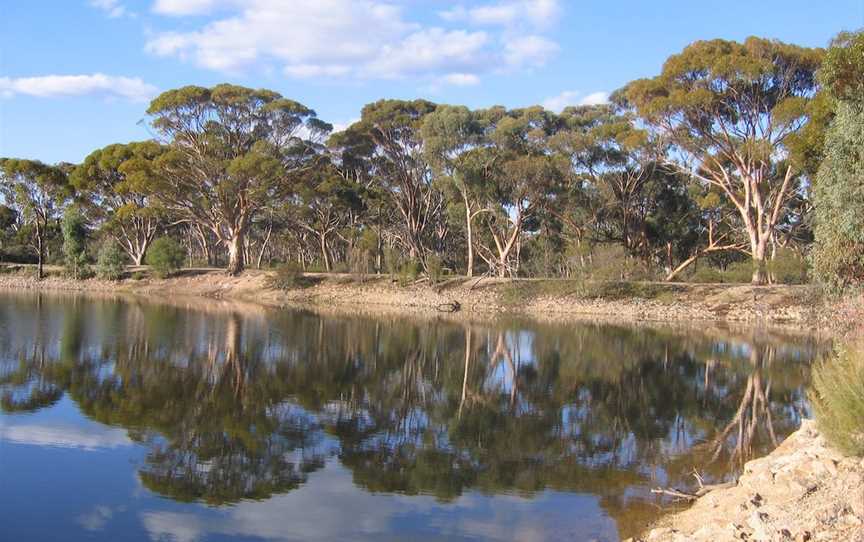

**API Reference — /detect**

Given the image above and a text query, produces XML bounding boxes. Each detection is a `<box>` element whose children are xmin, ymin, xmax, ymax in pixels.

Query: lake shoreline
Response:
<box><xmin>628</xmin><ymin>420</ymin><xmax>864</xmax><ymax>542</ymax></box>
<box><xmin>0</xmin><ymin>267</ymin><xmax>845</xmax><ymax>332</ymax></box>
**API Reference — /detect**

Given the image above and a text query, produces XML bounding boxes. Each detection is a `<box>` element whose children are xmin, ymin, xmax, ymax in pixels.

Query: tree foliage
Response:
<box><xmin>147</xmin><ymin>84</ymin><xmax>329</xmax><ymax>275</ymax></box>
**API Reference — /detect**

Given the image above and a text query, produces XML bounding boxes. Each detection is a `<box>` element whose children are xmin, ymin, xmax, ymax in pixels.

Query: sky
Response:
<box><xmin>1</xmin><ymin>0</ymin><xmax>862</xmax><ymax>164</ymax></box>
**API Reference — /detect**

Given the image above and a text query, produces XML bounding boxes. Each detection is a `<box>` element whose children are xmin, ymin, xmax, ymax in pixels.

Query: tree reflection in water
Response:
<box><xmin>0</xmin><ymin>293</ymin><xmax>826</xmax><ymax>536</ymax></box>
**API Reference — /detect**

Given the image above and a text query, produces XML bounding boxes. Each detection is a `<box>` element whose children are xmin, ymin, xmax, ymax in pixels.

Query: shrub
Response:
<box><xmin>810</xmin><ymin>345</ymin><xmax>864</xmax><ymax>456</ymax></box>
<box><xmin>689</xmin><ymin>265</ymin><xmax>725</xmax><ymax>283</ymax></box>
<box><xmin>348</xmin><ymin>246</ymin><xmax>373</xmax><ymax>281</ymax></box>
<box><xmin>722</xmin><ymin>261</ymin><xmax>756</xmax><ymax>283</ymax></box>
<box><xmin>810</xmin><ymin>102</ymin><xmax>864</xmax><ymax>289</ymax></box>
<box><xmin>95</xmin><ymin>241</ymin><xmax>126</xmax><ymax>281</ymax></box>
<box><xmin>145</xmin><ymin>237</ymin><xmax>186</xmax><ymax>278</ymax></box>
<box><xmin>266</xmin><ymin>262</ymin><xmax>304</xmax><ymax>290</ymax></box>
<box><xmin>426</xmin><ymin>254</ymin><xmax>444</xmax><ymax>285</ymax></box>
<box><xmin>767</xmin><ymin>248</ymin><xmax>808</xmax><ymax>285</ymax></box>
<box><xmin>383</xmin><ymin>247</ymin><xmax>402</xmax><ymax>277</ymax></box>
<box><xmin>398</xmin><ymin>259</ymin><xmax>421</xmax><ymax>286</ymax></box>
<box><xmin>62</xmin><ymin>207</ymin><xmax>91</xmax><ymax>279</ymax></box>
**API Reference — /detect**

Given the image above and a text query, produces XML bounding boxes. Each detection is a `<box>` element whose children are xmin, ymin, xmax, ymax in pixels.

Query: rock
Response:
<box><xmin>850</xmin><ymin>489</ymin><xmax>864</xmax><ymax>519</ymax></box>
<box><xmin>747</xmin><ymin>511</ymin><xmax>770</xmax><ymax>541</ymax></box>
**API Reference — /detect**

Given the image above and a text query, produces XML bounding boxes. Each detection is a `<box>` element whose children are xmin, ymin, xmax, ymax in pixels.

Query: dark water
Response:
<box><xmin>0</xmin><ymin>292</ymin><xmax>828</xmax><ymax>541</ymax></box>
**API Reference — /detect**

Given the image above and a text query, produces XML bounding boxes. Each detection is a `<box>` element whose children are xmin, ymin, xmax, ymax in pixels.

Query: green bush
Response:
<box><xmin>810</xmin><ymin>345</ymin><xmax>864</xmax><ymax>456</ymax></box>
<box><xmin>62</xmin><ymin>207</ymin><xmax>91</xmax><ymax>279</ymax></box>
<box><xmin>398</xmin><ymin>259</ymin><xmax>421</xmax><ymax>286</ymax></box>
<box><xmin>306</xmin><ymin>262</ymin><xmax>327</xmax><ymax>273</ymax></box>
<box><xmin>810</xmin><ymin>102</ymin><xmax>864</xmax><ymax>289</ymax></box>
<box><xmin>768</xmin><ymin>248</ymin><xmax>808</xmax><ymax>284</ymax></box>
<box><xmin>383</xmin><ymin>247</ymin><xmax>402</xmax><ymax>277</ymax></box>
<box><xmin>584</xmin><ymin>245</ymin><xmax>656</xmax><ymax>281</ymax></box>
<box><xmin>426</xmin><ymin>254</ymin><xmax>444</xmax><ymax>285</ymax></box>
<box><xmin>145</xmin><ymin>237</ymin><xmax>186</xmax><ymax>278</ymax></box>
<box><xmin>688</xmin><ymin>261</ymin><xmax>753</xmax><ymax>284</ymax></box>
<box><xmin>95</xmin><ymin>241</ymin><xmax>126</xmax><ymax>281</ymax></box>
<box><xmin>266</xmin><ymin>262</ymin><xmax>304</xmax><ymax>290</ymax></box>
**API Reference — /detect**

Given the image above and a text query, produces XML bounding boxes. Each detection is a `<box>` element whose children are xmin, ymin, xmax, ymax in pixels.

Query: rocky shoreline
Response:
<box><xmin>630</xmin><ymin>420</ymin><xmax>863</xmax><ymax>542</ymax></box>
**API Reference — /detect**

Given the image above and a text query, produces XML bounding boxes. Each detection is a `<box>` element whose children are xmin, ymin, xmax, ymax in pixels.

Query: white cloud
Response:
<box><xmin>331</xmin><ymin>118</ymin><xmax>360</xmax><ymax>133</ymax></box>
<box><xmin>139</xmin><ymin>460</ymin><xmax>617</xmax><ymax>542</ymax></box>
<box><xmin>0</xmin><ymin>74</ymin><xmax>158</xmax><ymax>102</ymax></box>
<box><xmin>152</xmin><ymin>0</ymin><xmax>223</xmax><ymax>16</ymax></box>
<box><xmin>442</xmin><ymin>73</ymin><xmax>481</xmax><ymax>86</ymax></box>
<box><xmin>504</xmin><ymin>35</ymin><xmax>559</xmax><ymax>67</ymax></box>
<box><xmin>578</xmin><ymin>90</ymin><xmax>610</xmax><ymax>106</ymax></box>
<box><xmin>145</xmin><ymin>0</ymin><xmax>559</xmax><ymax>82</ymax></box>
<box><xmin>439</xmin><ymin>0</ymin><xmax>560</xmax><ymax>27</ymax></box>
<box><xmin>89</xmin><ymin>0</ymin><xmax>128</xmax><ymax>18</ymax></box>
<box><xmin>542</xmin><ymin>90</ymin><xmax>610</xmax><ymax>112</ymax></box>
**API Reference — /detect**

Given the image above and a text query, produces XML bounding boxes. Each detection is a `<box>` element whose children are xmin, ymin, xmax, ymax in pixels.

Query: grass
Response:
<box><xmin>810</xmin><ymin>345</ymin><xmax>864</xmax><ymax>456</ymax></box>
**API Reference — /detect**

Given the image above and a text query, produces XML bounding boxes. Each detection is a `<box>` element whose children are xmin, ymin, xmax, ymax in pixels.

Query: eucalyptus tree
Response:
<box><xmin>478</xmin><ymin>107</ymin><xmax>563</xmax><ymax>277</ymax></box>
<box><xmin>71</xmin><ymin>141</ymin><xmax>167</xmax><ymax>265</ymax></box>
<box><xmin>622</xmin><ymin>37</ymin><xmax>823</xmax><ymax>283</ymax></box>
<box><xmin>293</xmin><ymin>163</ymin><xmax>365</xmax><ymax>271</ymax></box>
<box><xmin>331</xmin><ymin>99</ymin><xmax>440</xmax><ymax>268</ymax></box>
<box><xmin>422</xmin><ymin>105</ymin><xmax>497</xmax><ymax>277</ymax></box>
<box><xmin>0</xmin><ymin>159</ymin><xmax>71</xmax><ymax>278</ymax></box>
<box><xmin>147</xmin><ymin>84</ymin><xmax>330</xmax><ymax>275</ymax></box>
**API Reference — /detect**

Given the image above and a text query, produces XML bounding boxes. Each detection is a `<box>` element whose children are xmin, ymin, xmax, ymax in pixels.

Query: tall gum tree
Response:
<box><xmin>622</xmin><ymin>37</ymin><xmax>823</xmax><ymax>284</ymax></box>
<box><xmin>147</xmin><ymin>84</ymin><xmax>329</xmax><ymax>275</ymax></box>
<box><xmin>481</xmin><ymin>107</ymin><xmax>562</xmax><ymax>277</ymax></box>
<box><xmin>0</xmin><ymin>159</ymin><xmax>71</xmax><ymax>279</ymax></box>
<box><xmin>71</xmin><ymin>141</ymin><xmax>166</xmax><ymax>265</ymax></box>
<box><xmin>422</xmin><ymin>105</ymin><xmax>497</xmax><ymax>278</ymax></box>
<box><xmin>331</xmin><ymin>100</ymin><xmax>440</xmax><ymax>268</ymax></box>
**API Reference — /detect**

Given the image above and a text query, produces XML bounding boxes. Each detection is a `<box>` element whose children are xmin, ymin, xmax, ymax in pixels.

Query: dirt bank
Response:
<box><xmin>0</xmin><ymin>266</ymin><xmax>837</xmax><ymax>329</ymax></box>
<box><xmin>630</xmin><ymin>420</ymin><xmax>864</xmax><ymax>542</ymax></box>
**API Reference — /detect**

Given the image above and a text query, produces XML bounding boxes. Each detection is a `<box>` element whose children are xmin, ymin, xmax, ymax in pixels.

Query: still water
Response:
<box><xmin>0</xmin><ymin>292</ymin><xmax>827</xmax><ymax>541</ymax></box>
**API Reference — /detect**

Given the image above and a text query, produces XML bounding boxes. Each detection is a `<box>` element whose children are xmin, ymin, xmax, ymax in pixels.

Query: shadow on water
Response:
<box><xmin>0</xmin><ymin>291</ymin><xmax>830</xmax><ymax>540</ymax></box>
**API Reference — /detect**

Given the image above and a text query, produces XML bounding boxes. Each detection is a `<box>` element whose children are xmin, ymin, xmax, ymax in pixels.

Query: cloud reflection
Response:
<box><xmin>0</xmin><ymin>421</ymin><xmax>131</xmax><ymax>450</ymax></box>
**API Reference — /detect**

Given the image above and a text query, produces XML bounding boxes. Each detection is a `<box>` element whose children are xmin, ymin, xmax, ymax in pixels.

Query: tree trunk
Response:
<box><xmin>463</xmin><ymin>193</ymin><xmax>475</xmax><ymax>278</ymax></box>
<box><xmin>319</xmin><ymin>233</ymin><xmax>331</xmax><ymax>272</ymax></box>
<box><xmin>133</xmin><ymin>236</ymin><xmax>152</xmax><ymax>266</ymax></box>
<box><xmin>36</xmin><ymin>227</ymin><xmax>44</xmax><ymax>280</ymax></box>
<box><xmin>256</xmin><ymin>225</ymin><xmax>272</xmax><ymax>270</ymax></box>
<box><xmin>752</xmin><ymin>249</ymin><xmax>768</xmax><ymax>285</ymax></box>
<box><xmin>466</xmin><ymin>206</ymin><xmax>474</xmax><ymax>278</ymax></box>
<box><xmin>226</xmin><ymin>230</ymin><xmax>246</xmax><ymax>276</ymax></box>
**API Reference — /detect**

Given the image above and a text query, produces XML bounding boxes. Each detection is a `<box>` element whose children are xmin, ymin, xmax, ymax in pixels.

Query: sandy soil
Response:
<box><xmin>0</xmin><ymin>266</ymin><xmax>840</xmax><ymax>330</ymax></box>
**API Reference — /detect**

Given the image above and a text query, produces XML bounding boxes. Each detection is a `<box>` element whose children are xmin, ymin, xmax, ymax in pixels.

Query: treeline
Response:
<box><xmin>1</xmin><ymin>33</ymin><xmax>862</xmax><ymax>286</ymax></box>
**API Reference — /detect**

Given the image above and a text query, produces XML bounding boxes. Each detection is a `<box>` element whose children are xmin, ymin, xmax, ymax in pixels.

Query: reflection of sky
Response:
<box><xmin>138</xmin><ymin>460</ymin><xmax>617</xmax><ymax>542</ymax></box>
<box><xmin>1</xmin><ymin>401</ymin><xmax>618</xmax><ymax>542</ymax></box>
<box><xmin>0</xmin><ymin>397</ymin><xmax>131</xmax><ymax>451</ymax></box>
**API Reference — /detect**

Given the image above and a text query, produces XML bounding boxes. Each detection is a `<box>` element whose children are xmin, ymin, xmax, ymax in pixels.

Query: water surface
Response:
<box><xmin>0</xmin><ymin>292</ymin><xmax>826</xmax><ymax>541</ymax></box>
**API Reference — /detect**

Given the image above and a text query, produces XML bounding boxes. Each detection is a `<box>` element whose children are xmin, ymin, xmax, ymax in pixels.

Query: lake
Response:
<box><xmin>0</xmin><ymin>291</ymin><xmax>827</xmax><ymax>541</ymax></box>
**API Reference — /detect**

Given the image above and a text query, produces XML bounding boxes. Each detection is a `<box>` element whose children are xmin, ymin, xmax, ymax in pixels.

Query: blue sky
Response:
<box><xmin>1</xmin><ymin>0</ymin><xmax>862</xmax><ymax>164</ymax></box>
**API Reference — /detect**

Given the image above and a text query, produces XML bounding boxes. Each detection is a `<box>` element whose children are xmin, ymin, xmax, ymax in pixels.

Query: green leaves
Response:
<box><xmin>820</xmin><ymin>31</ymin><xmax>864</xmax><ymax>104</ymax></box>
